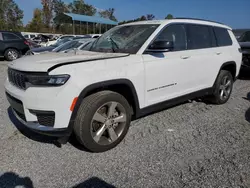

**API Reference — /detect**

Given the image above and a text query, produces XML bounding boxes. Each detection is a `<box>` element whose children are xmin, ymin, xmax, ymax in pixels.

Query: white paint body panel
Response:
<box><xmin>5</xmin><ymin>19</ymin><xmax>242</xmax><ymax>129</ymax></box>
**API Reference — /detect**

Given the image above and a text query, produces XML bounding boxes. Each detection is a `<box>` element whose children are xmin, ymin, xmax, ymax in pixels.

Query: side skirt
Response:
<box><xmin>136</xmin><ymin>88</ymin><xmax>213</xmax><ymax>119</ymax></box>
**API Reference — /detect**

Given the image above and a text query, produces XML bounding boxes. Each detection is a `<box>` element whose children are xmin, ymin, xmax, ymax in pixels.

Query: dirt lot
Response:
<box><xmin>0</xmin><ymin>61</ymin><xmax>250</xmax><ymax>188</ymax></box>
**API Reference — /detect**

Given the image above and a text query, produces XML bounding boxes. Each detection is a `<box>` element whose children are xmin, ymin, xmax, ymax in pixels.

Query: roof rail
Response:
<box><xmin>174</xmin><ymin>17</ymin><xmax>224</xmax><ymax>25</ymax></box>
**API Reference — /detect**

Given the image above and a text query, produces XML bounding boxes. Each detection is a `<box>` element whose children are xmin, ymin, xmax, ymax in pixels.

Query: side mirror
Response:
<box><xmin>147</xmin><ymin>41</ymin><xmax>174</xmax><ymax>52</ymax></box>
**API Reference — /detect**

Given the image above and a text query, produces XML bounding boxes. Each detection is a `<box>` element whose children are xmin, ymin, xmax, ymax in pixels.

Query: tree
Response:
<box><xmin>165</xmin><ymin>14</ymin><xmax>174</xmax><ymax>19</ymax></box>
<box><xmin>118</xmin><ymin>14</ymin><xmax>155</xmax><ymax>25</ymax></box>
<box><xmin>68</xmin><ymin>0</ymin><xmax>96</xmax><ymax>16</ymax></box>
<box><xmin>0</xmin><ymin>0</ymin><xmax>23</xmax><ymax>31</ymax></box>
<box><xmin>99</xmin><ymin>8</ymin><xmax>117</xmax><ymax>21</ymax></box>
<box><xmin>53</xmin><ymin>0</ymin><xmax>70</xmax><ymax>31</ymax></box>
<box><xmin>41</xmin><ymin>0</ymin><xmax>53</xmax><ymax>29</ymax></box>
<box><xmin>26</xmin><ymin>8</ymin><xmax>43</xmax><ymax>32</ymax></box>
<box><xmin>146</xmin><ymin>14</ymin><xmax>155</xmax><ymax>20</ymax></box>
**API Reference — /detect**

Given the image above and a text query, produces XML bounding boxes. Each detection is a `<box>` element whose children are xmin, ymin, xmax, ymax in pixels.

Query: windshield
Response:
<box><xmin>90</xmin><ymin>24</ymin><xmax>159</xmax><ymax>54</ymax></box>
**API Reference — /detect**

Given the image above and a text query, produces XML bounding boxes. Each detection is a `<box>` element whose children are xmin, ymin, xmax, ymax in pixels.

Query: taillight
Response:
<box><xmin>238</xmin><ymin>48</ymin><xmax>242</xmax><ymax>53</ymax></box>
<box><xmin>24</xmin><ymin>40</ymin><xmax>30</xmax><ymax>46</ymax></box>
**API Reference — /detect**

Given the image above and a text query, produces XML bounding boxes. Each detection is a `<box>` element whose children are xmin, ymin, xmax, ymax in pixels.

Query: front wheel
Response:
<box><xmin>73</xmin><ymin>91</ymin><xmax>132</xmax><ymax>152</ymax></box>
<box><xmin>209</xmin><ymin>70</ymin><xmax>233</xmax><ymax>104</ymax></box>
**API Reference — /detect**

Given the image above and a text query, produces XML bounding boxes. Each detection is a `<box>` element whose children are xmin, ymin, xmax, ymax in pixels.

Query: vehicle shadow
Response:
<box><xmin>72</xmin><ymin>177</ymin><xmax>116</xmax><ymax>188</ymax></box>
<box><xmin>245</xmin><ymin>92</ymin><xmax>250</xmax><ymax>123</ymax></box>
<box><xmin>0</xmin><ymin>172</ymin><xmax>115</xmax><ymax>188</ymax></box>
<box><xmin>238</xmin><ymin>67</ymin><xmax>250</xmax><ymax>80</ymax></box>
<box><xmin>68</xmin><ymin>133</ymin><xmax>90</xmax><ymax>152</ymax></box>
<box><xmin>7</xmin><ymin>107</ymin><xmax>59</xmax><ymax>146</ymax></box>
<box><xmin>0</xmin><ymin>172</ymin><xmax>34</xmax><ymax>188</ymax></box>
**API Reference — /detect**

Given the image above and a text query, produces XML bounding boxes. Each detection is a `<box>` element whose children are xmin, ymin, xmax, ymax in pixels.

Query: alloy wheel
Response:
<box><xmin>8</xmin><ymin>50</ymin><xmax>18</xmax><ymax>60</ymax></box>
<box><xmin>90</xmin><ymin>101</ymin><xmax>127</xmax><ymax>145</ymax></box>
<box><xmin>219</xmin><ymin>75</ymin><xmax>232</xmax><ymax>101</ymax></box>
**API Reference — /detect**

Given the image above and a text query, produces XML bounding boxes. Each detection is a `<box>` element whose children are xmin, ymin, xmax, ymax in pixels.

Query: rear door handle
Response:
<box><xmin>216</xmin><ymin>52</ymin><xmax>222</xmax><ymax>55</ymax></box>
<box><xmin>180</xmin><ymin>55</ymin><xmax>190</xmax><ymax>59</ymax></box>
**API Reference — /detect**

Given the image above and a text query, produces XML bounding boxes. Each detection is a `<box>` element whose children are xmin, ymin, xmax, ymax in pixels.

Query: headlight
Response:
<box><xmin>27</xmin><ymin>74</ymin><xmax>70</xmax><ymax>86</ymax></box>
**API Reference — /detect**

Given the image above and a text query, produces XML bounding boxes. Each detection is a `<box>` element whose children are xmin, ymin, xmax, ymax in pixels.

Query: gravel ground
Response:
<box><xmin>0</xmin><ymin>61</ymin><xmax>250</xmax><ymax>188</ymax></box>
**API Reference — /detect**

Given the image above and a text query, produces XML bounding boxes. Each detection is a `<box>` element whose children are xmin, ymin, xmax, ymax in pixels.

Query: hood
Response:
<box><xmin>31</xmin><ymin>46</ymin><xmax>55</xmax><ymax>53</ymax></box>
<box><xmin>9</xmin><ymin>50</ymin><xmax>129</xmax><ymax>72</ymax></box>
<box><xmin>239</xmin><ymin>42</ymin><xmax>250</xmax><ymax>48</ymax></box>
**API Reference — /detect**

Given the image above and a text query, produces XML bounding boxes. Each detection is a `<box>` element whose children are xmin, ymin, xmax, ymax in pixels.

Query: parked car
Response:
<box><xmin>5</xmin><ymin>19</ymin><xmax>242</xmax><ymax>152</ymax></box>
<box><xmin>32</xmin><ymin>34</ymin><xmax>51</xmax><ymax>44</ymax></box>
<box><xmin>23</xmin><ymin>34</ymin><xmax>37</xmax><ymax>39</ymax></box>
<box><xmin>237</xmin><ymin>30</ymin><xmax>250</xmax><ymax>68</ymax></box>
<box><xmin>26</xmin><ymin>38</ymin><xmax>73</xmax><ymax>55</ymax></box>
<box><xmin>46</xmin><ymin>35</ymin><xmax>91</xmax><ymax>46</ymax></box>
<box><xmin>86</xmin><ymin>34</ymin><xmax>102</xmax><ymax>38</ymax></box>
<box><xmin>26</xmin><ymin>39</ymin><xmax>41</xmax><ymax>49</ymax></box>
<box><xmin>53</xmin><ymin>38</ymin><xmax>95</xmax><ymax>53</ymax></box>
<box><xmin>0</xmin><ymin>31</ymin><xmax>30</xmax><ymax>61</ymax></box>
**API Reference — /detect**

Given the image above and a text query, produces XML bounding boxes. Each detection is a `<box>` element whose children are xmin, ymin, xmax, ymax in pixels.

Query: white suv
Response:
<box><xmin>5</xmin><ymin>19</ymin><xmax>242</xmax><ymax>152</ymax></box>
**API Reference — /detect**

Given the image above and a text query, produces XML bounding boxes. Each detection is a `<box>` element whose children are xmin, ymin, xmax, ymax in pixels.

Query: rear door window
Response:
<box><xmin>213</xmin><ymin>27</ymin><xmax>232</xmax><ymax>46</ymax></box>
<box><xmin>3</xmin><ymin>33</ymin><xmax>21</xmax><ymax>41</ymax></box>
<box><xmin>186</xmin><ymin>24</ymin><xmax>214</xmax><ymax>50</ymax></box>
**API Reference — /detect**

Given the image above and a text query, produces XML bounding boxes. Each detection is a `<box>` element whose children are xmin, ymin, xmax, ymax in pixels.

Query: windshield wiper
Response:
<box><xmin>108</xmin><ymin>37</ymin><xmax>119</xmax><ymax>52</ymax></box>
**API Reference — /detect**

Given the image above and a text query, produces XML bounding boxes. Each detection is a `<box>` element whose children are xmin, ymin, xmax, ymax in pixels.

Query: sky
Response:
<box><xmin>14</xmin><ymin>0</ymin><xmax>250</xmax><ymax>29</ymax></box>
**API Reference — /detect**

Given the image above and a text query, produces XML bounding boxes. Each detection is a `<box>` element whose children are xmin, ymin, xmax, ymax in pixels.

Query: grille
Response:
<box><xmin>8</xmin><ymin>68</ymin><xmax>27</xmax><ymax>90</ymax></box>
<box><xmin>37</xmin><ymin>114</ymin><xmax>55</xmax><ymax>127</ymax></box>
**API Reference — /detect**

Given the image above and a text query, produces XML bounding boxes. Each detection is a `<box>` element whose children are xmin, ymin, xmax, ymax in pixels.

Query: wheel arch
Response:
<box><xmin>214</xmin><ymin>61</ymin><xmax>237</xmax><ymax>87</ymax></box>
<box><xmin>69</xmin><ymin>79</ymin><xmax>140</xmax><ymax>129</ymax></box>
<box><xmin>4</xmin><ymin>47</ymin><xmax>20</xmax><ymax>54</ymax></box>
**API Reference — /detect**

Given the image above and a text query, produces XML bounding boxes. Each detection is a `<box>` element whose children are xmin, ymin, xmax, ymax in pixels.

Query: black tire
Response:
<box><xmin>4</xmin><ymin>48</ymin><xmax>20</xmax><ymax>61</ymax></box>
<box><xmin>73</xmin><ymin>91</ymin><xmax>132</xmax><ymax>152</ymax></box>
<box><xmin>209</xmin><ymin>70</ymin><xmax>233</xmax><ymax>104</ymax></box>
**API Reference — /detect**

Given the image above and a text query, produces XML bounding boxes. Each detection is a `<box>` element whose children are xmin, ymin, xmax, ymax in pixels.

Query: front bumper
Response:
<box><xmin>5</xmin><ymin>76</ymin><xmax>81</xmax><ymax>131</ymax></box>
<box><xmin>11</xmin><ymin>108</ymin><xmax>71</xmax><ymax>137</ymax></box>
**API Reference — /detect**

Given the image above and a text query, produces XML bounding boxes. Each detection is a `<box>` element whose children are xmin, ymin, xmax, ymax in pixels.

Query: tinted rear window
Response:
<box><xmin>3</xmin><ymin>33</ymin><xmax>21</xmax><ymax>40</ymax></box>
<box><xmin>186</xmin><ymin>24</ymin><xmax>215</xmax><ymax>50</ymax></box>
<box><xmin>213</xmin><ymin>27</ymin><xmax>232</xmax><ymax>46</ymax></box>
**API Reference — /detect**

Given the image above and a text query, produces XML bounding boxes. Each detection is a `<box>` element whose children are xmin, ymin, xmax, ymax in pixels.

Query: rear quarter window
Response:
<box><xmin>3</xmin><ymin>33</ymin><xmax>21</xmax><ymax>41</ymax></box>
<box><xmin>213</xmin><ymin>27</ymin><xmax>232</xmax><ymax>46</ymax></box>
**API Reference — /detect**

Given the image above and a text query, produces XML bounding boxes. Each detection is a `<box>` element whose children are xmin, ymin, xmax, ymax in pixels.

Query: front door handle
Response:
<box><xmin>216</xmin><ymin>52</ymin><xmax>222</xmax><ymax>55</ymax></box>
<box><xmin>180</xmin><ymin>55</ymin><xmax>190</xmax><ymax>59</ymax></box>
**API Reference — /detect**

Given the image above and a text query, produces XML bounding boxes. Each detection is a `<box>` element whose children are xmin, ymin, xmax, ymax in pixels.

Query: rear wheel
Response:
<box><xmin>209</xmin><ymin>70</ymin><xmax>233</xmax><ymax>104</ymax></box>
<box><xmin>73</xmin><ymin>91</ymin><xmax>131</xmax><ymax>152</ymax></box>
<box><xmin>4</xmin><ymin>48</ymin><xmax>20</xmax><ymax>61</ymax></box>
